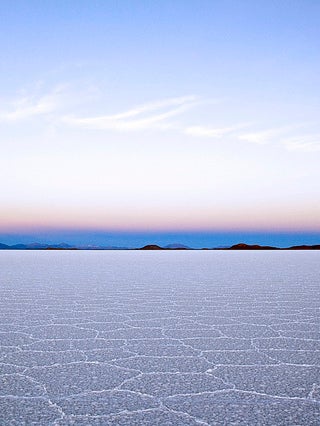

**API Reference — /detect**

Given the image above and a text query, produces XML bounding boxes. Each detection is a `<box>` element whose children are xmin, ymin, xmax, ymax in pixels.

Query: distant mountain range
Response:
<box><xmin>227</xmin><ymin>243</ymin><xmax>320</xmax><ymax>250</ymax></box>
<box><xmin>164</xmin><ymin>243</ymin><xmax>191</xmax><ymax>249</ymax></box>
<box><xmin>1</xmin><ymin>242</ymin><xmax>320</xmax><ymax>250</ymax></box>
<box><xmin>140</xmin><ymin>243</ymin><xmax>320</xmax><ymax>250</ymax></box>
<box><xmin>0</xmin><ymin>242</ymin><xmax>129</xmax><ymax>250</ymax></box>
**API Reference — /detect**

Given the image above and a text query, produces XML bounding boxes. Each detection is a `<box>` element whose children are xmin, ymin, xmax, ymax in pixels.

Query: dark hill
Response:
<box><xmin>229</xmin><ymin>243</ymin><xmax>278</xmax><ymax>250</ymax></box>
<box><xmin>140</xmin><ymin>245</ymin><xmax>164</xmax><ymax>250</ymax></box>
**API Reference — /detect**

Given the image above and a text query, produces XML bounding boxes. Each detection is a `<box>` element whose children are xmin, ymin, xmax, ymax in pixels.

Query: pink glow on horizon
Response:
<box><xmin>1</xmin><ymin>203</ymin><xmax>319</xmax><ymax>233</ymax></box>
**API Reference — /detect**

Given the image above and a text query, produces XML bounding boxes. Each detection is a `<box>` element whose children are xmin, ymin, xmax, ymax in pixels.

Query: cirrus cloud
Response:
<box><xmin>63</xmin><ymin>95</ymin><xmax>199</xmax><ymax>132</ymax></box>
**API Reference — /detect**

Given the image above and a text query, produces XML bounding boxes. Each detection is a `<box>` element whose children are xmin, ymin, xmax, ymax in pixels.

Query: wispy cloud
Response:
<box><xmin>282</xmin><ymin>135</ymin><xmax>320</xmax><ymax>152</ymax></box>
<box><xmin>2</xmin><ymin>82</ymin><xmax>319</xmax><ymax>155</ymax></box>
<box><xmin>238</xmin><ymin>125</ymin><xmax>320</xmax><ymax>152</ymax></box>
<box><xmin>0</xmin><ymin>83</ymin><xmax>100</xmax><ymax>124</ymax></box>
<box><xmin>0</xmin><ymin>87</ymin><xmax>66</xmax><ymax>122</ymax></box>
<box><xmin>0</xmin><ymin>96</ymin><xmax>55</xmax><ymax>122</ymax></box>
<box><xmin>64</xmin><ymin>96</ymin><xmax>198</xmax><ymax>132</ymax></box>
<box><xmin>185</xmin><ymin>124</ymin><xmax>250</xmax><ymax>138</ymax></box>
<box><xmin>238</xmin><ymin>123</ymin><xmax>314</xmax><ymax>145</ymax></box>
<box><xmin>238</xmin><ymin>128</ymin><xmax>285</xmax><ymax>145</ymax></box>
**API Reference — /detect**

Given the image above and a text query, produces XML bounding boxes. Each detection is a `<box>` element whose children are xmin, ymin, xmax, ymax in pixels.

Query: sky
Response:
<box><xmin>1</xmin><ymin>0</ymin><xmax>320</xmax><ymax>247</ymax></box>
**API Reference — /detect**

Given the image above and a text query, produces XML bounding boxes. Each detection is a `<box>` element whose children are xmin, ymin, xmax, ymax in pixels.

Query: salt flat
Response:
<box><xmin>0</xmin><ymin>250</ymin><xmax>319</xmax><ymax>425</ymax></box>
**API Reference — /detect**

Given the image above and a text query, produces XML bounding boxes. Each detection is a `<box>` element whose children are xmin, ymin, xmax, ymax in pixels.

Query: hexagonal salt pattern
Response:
<box><xmin>0</xmin><ymin>250</ymin><xmax>319</xmax><ymax>425</ymax></box>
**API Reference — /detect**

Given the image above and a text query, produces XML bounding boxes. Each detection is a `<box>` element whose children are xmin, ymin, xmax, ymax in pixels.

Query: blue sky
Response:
<box><xmin>1</xmin><ymin>1</ymin><xmax>320</xmax><ymax>246</ymax></box>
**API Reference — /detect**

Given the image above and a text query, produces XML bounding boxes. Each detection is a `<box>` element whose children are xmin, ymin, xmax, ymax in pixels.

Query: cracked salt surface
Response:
<box><xmin>0</xmin><ymin>250</ymin><xmax>319</xmax><ymax>425</ymax></box>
